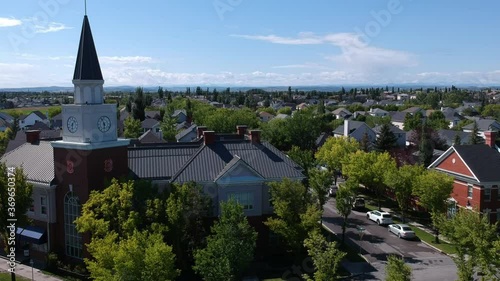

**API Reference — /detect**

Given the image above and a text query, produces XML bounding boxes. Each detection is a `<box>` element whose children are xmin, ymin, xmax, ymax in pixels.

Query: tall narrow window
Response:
<box><xmin>484</xmin><ymin>187</ymin><xmax>491</xmax><ymax>201</ymax></box>
<box><xmin>64</xmin><ymin>192</ymin><xmax>82</xmax><ymax>259</ymax></box>
<box><xmin>40</xmin><ymin>196</ymin><xmax>47</xmax><ymax>215</ymax></box>
<box><xmin>467</xmin><ymin>184</ymin><xmax>473</xmax><ymax>198</ymax></box>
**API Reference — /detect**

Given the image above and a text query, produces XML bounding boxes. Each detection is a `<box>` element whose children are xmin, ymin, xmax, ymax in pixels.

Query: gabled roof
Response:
<box><xmin>30</xmin><ymin>121</ymin><xmax>50</xmax><ymax>130</ymax></box>
<box><xmin>402</xmin><ymin>107</ymin><xmax>423</xmax><ymax>114</ymax></box>
<box><xmin>73</xmin><ymin>16</ymin><xmax>103</xmax><ymax>80</ymax></box>
<box><xmin>175</xmin><ymin>124</ymin><xmax>197</xmax><ymax>141</ymax></box>
<box><xmin>170</xmin><ymin>141</ymin><xmax>304</xmax><ymax>183</ymax></box>
<box><xmin>145</xmin><ymin>111</ymin><xmax>161</xmax><ymax>119</ymax></box>
<box><xmin>172</xmin><ymin>109</ymin><xmax>187</xmax><ymax>117</ymax></box>
<box><xmin>429</xmin><ymin>145</ymin><xmax>500</xmax><ymax>182</ymax></box>
<box><xmin>437</xmin><ymin>129</ymin><xmax>471</xmax><ymax>146</ymax></box>
<box><xmin>462</xmin><ymin>119</ymin><xmax>500</xmax><ymax>131</ymax></box>
<box><xmin>333</xmin><ymin>120</ymin><xmax>368</xmax><ymax>136</ymax></box>
<box><xmin>390</xmin><ymin>111</ymin><xmax>407</xmax><ymax>123</ymax></box>
<box><xmin>6</xmin><ymin>130</ymin><xmax>62</xmax><ymax>153</ymax></box>
<box><xmin>373</xmin><ymin>124</ymin><xmax>405</xmax><ymax>135</ymax></box>
<box><xmin>315</xmin><ymin>132</ymin><xmax>330</xmax><ymax>147</ymax></box>
<box><xmin>138</xmin><ymin>130</ymin><xmax>166</xmax><ymax>144</ymax></box>
<box><xmin>259</xmin><ymin>111</ymin><xmax>275</xmax><ymax>117</ymax></box>
<box><xmin>332</xmin><ymin>108</ymin><xmax>352</xmax><ymax>115</ymax></box>
<box><xmin>0</xmin><ymin>112</ymin><xmax>14</xmax><ymax>123</ymax></box>
<box><xmin>141</xmin><ymin>118</ymin><xmax>160</xmax><ymax>129</ymax></box>
<box><xmin>1</xmin><ymin>141</ymin><xmax>55</xmax><ymax>183</ymax></box>
<box><xmin>275</xmin><ymin>114</ymin><xmax>290</xmax><ymax>119</ymax></box>
<box><xmin>214</xmin><ymin>154</ymin><xmax>264</xmax><ymax>182</ymax></box>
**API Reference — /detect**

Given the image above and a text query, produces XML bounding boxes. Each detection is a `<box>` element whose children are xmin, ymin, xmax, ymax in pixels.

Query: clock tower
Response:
<box><xmin>51</xmin><ymin>15</ymin><xmax>129</xmax><ymax>261</ymax></box>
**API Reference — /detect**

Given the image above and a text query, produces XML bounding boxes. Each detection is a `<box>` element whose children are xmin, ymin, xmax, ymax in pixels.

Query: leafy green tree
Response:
<box><xmin>193</xmin><ymin>199</ymin><xmax>257</xmax><ymax>281</ymax></box>
<box><xmin>76</xmin><ymin>179</ymin><xmax>168</xmax><ymax>239</ymax></box>
<box><xmin>265</xmin><ymin>178</ymin><xmax>321</xmax><ymax>255</ymax></box>
<box><xmin>427</xmin><ymin>111</ymin><xmax>449</xmax><ymax>130</ymax></box>
<box><xmin>440</xmin><ymin>209</ymin><xmax>500</xmax><ymax>280</ymax></box>
<box><xmin>86</xmin><ymin>230</ymin><xmax>179</xmax><ymax>281</ymax></box>
<box><xmin>287</xmin><ymin>146</ymin><xmax>315</xmax><ymax>175</ymax></box>
<box><xmin>335</xmin><ymin>179</ymin><xmax>357</xmax><ymax>243</ymax></box>
<box><xmin>160</xmin><ymin>113</ymin><xmax>178</xmax><ymax>142</ymax></box>
<box><xmin>412</xmin><ymin>171</ymin><xmax>454</xmax><ymax>243</ymax></box>
<box><xmin>469</xmin><ymin>122</ymin><xmax>482</xmax><ymax>144</ymax></box>
<box><xmin>48</xmin><ymin>106</ymin><xmax>62</xmax><ymax>118</ymax></box>
<box><xmin>453</xmin><ymin>133</ymin><xmax>461</xmax><ymax>145</ymax></box>
<box><xmin>374</xmin><ymin>123</ymin><xmax>397</xmax><ymax>152</ymax></box>
<box><xmin>385</xmin><ymin>255</ymin><xmax>412</xmax><ymax>281</ymax></box>
<box><xmin>277</xmin><ymin>107</ymin><xmax>292</xmax><ymax>115</ymax></box>
<box><xmin>203</xmin><ymin>108</ymin><xmax>259</xmax><ymax>133</ymax></box>
<box><xmin>315</xmin><ymin>136</ymin><xmax>360</xmax><ymax>183</ymax></box>
<box><xmin>343</xmin><ymin>151</ymin><xmax>396</xmax><ymax>210</ymax></box>
<box><xmin>0</xmin><ymin>165</ymin><xmax>33</xmax><ymax>251</ymax></box>
<box><xmin>308</xmin><ymin>168</ymin><xmax>332</xmax><ymax>221</ymax></box>
<box><xmin>403</xmin><ymin>112</ymin><xmax>423</xmax><ymax>131</ymax></box>
<box><xmin>123</xmin><ymin>116</ymin><xmax>143</xmax><ymax>139</ymax></box>
<box><xmin>384</xmin><ymin>165</ymin><xmax>425</xmax><ymax>222</ymax></box>
<box><xmin>302</xmin><ymin>231</ymin><xmax>346</xmax><ymax>281</ymax></box>
<box><xmin>132</xmin><ymin>87</ymin><xmax>146</xmax><ymax>121</ymax></box>
<box><xmin>166</xmin><ymin>182</ymin><xmax>211</xmax><ymax>270</ymax></box>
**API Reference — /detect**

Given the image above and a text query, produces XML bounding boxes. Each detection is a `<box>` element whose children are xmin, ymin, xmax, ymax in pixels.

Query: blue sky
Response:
<box><xmin>1</xmin><ymin>0</ymin><xmax>499</xmax><ymax>87</ymax></box>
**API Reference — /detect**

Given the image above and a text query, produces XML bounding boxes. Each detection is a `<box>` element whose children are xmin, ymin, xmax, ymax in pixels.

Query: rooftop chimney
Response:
<box><xmin>203</xmin><ymin>130</ymin><xmax>215</xmax><ymax>145</ymax></box>
<box><xmin>25</xmin><ymin>130</ymin><xmax>41</xmax><ymax>144</ymax></box>
<box><xmin>484</xmin><ymin>131</ymin><xmax>496</xmax><ymax>148</ymax></box>
<box><xmin>236</xmin><ymin>125</ymin><xmax>248</xmax><ymax>136</ymax></box>
<box><xmin>344</xmin><ymin>119</ymin><xmax>349</xmax><ymax>136</ymax></box>
<box><xmin>249</xmin><ymin>130</ymin><xmax>261</xmax><ymax>144</ymax></box>
<box><xmin>197</xmin><ymin>126</ymin><xmax>208</xmax><ymax>138</ymax></box>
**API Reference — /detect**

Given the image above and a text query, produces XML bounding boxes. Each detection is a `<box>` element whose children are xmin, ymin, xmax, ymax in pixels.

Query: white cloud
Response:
<box><xmin>100</xmin><ymin>56</ymin><xmax>153</xmax><ymax>64</ymax></box>
<box><xmin>0</xmin><ymin>17</ymin><xmax>22</xmax><ymax>27</ymax></box>
<box><xmin>272</xmin><ymin>63</ymin><xmax>331</xmax><ymax>70</ymax></box>
<box><xmin>34</xmin><ymin>22</ymin><xmax>71</xmax><ymax>33</ymax></box>
<box><xmin>232</xmin><ymin>32</ymin><xmax>417</xmax><ymax>73</ymax></box>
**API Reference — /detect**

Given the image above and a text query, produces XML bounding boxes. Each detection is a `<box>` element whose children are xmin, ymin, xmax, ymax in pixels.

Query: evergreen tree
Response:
<box><xmin>419</xmin><ymin>123</ymin><xmax>434</xmax><ymax>167</ymax></box>
<box><xmin>453</xmin><ymin>133</ymin><xmax>461</xmax><ymax>145</ymax></box>
<box><xmin>468</xmin><ymin>122</ymin><xmax>482</xmax><ymax>144</ymax></box>
<box><xmin>132</xmin><ymin>87</ymin><xmax>146</xmax><ymax>121</ymax></box>
<box><xmin>157</xmin><ymin>86</ymin><xmax>164</xmax><ymax>99</ymax></box>
<box><xmin>360</xmin><ymin>131</ymin><xmax>371</xmax><ymax>152</ymax></box>
<box><xmin>374</xmin><ymin>124</ymin><xmax>397</xmax><ymax>152</ymax></box>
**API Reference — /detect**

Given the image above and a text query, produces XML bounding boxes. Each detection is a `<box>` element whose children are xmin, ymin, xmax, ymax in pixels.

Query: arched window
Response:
<box><xmin>64</xmin><ymin>192</ymin><xmax>82</xmax><ymax>259</ymax></box>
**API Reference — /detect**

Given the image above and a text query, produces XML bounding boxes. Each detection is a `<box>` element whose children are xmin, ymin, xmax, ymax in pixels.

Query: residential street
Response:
<box><xmin>323</xmin><ymin>198</ymin><xmax>458</xmax><ymax>281</ymax></box>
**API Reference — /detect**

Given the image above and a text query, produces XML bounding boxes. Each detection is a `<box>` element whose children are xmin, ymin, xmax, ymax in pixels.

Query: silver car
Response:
<box><xmin>388</xmin><ymin>224</ymin><xmax>416</xmax><ymax>239</ymax></box>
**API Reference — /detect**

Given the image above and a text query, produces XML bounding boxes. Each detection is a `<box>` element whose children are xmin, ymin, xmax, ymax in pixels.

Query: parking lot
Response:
<box><xmin>323</xmin><ymin>198</ymin><xmax>458</xmax><ymax>281</ymax></box>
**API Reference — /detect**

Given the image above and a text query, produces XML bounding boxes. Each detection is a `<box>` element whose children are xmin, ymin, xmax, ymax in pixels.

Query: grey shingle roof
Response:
<box><xmin>6</xmin><ymin>130</ymin><xmax>62</xmax><ymax>153</ymax></box>
<box><xmin>462</xmin><ymin>119</ymin><xmax>500</xmax><ymax>131</ymax></box>
<box><xmin>172</xmin><ymin>109</ymin><xmax>186</xmax><ymax>117</ymax></box>
<box><xmin>138</xmin><ymin>130</ymin><xmax>166</xmax><ymax>144</ymax></box>
<box><xmin>390</xmin><ymin>111</ymin><xmax>407</xmax><ymax>123</ymax></box>
<box><xmin>1</xmin><ymin>141</ymin><xmax>54</xmax><ymax>183</ymax></box>
<box><xmin>141</xmin><ymin>118</ymin><xmax>159</xmax><ymax>129</ymax></box>
<box><xmin>453</xmin><ymin>145</ymin><xmax>500</xmax><ymax>182</ymax></box>
<box><xmin>437</xmin><ymin>129</ymin><xmax>470</xmax><ymax>146</ymax></box>
<box><xmin>175</xmin><ymin>124</ymin><xmax>197</xmax><ymax>141</ymax></box>
<box><xmin>333</xmin><ymin>120</ymin><xmax>366</xmax><ymax>135</ymax></box>
<box><xmin>171</xmin><ymin>141</ymin><xmax>305</xmax><ymax>183</ymax></box>
<box><xmin>30</xmin><ymin>121</ymin><xmax>50</xmax><ymax>130</ymax></box>
<box><xmin>373</xmin><ymin>124</ymin><xmax>405</xmax><ymax>135</ymax></box>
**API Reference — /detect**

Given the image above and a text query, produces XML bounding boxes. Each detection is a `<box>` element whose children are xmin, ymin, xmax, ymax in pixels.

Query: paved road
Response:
<box><xmin>323</xmin><ymin>198</ymin><xmax>458</xmax><ymax>281</ymax></box>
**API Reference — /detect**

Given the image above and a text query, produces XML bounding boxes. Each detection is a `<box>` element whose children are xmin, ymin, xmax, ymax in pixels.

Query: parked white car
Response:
<box><xmin>366</xmin><ymin>210</ymin><xmax>393</xmax><ymax>225</ymax></box>
<box><xmin>388</xmin><ymin>224</ymin><xmax>416</xmax><ymax>239</ymax></box>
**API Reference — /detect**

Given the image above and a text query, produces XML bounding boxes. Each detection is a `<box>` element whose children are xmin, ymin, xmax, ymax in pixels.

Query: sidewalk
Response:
<box><xmin>0</xmin><ymin>257</ymin><xmax>62</xmax><ymax>281</ymax></box>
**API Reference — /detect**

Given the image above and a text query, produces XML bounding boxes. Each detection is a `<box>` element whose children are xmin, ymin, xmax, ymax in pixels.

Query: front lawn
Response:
<box><xmin>0</xmin><ymin>272</ymin><xmax>30</xmax><ymax>281</ymax></box>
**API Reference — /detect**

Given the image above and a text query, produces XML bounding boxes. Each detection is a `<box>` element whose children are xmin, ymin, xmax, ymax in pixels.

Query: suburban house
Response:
<box><xmin>18</xmin><ymin>111</ymin><xmax>49</xmax><ymax>130</ymax></box>
<box><xmin>50</xmin><ymin>113</ymin><xmax>63</xmax><ymax>129</ymax></box>
<box><xmin>390</xmin><ymin>111</ymin><xmax>407</xmax><ymax>130</ymax></box>
<box><xmin>369</xmin><ymin>108</ymin><xmax>389</xmax><ymax>117</ymax></box>
<box><xmin>331</xmin><ymin>108</ymin><xmax>352</xmax><ymax>119</ymax></box>
<box><xmin>0</xmin><ymin>112</ymin><xmax>14</xmax><ymax>131</ymax></box>
<box><xmin>333</xmin><ymin>120</ymin><xmax>376</xmax><ymax>144</ymax></box>
<box><xmin>428</xmin><ymin>131</ymin><xmax>500</xmax><ymax>225</ymax></box>
<box><xmin>0</xmin><ymin>14</ymin><xmax>305</xmax><ymax>265</ymax></box>
<box><xmin>175</xmin><ymin>124</ymin><xmax>198</xmax><ymax>142</ymax></box>
<box><xmin>172</xmin><ymin>109</ymin><xmax>188</xmax><ymax>123</ymax></box>
<box><xmin>373</xmin><ymin>124</ymin><xmax>406</xmax><ymax>147</ymax></box>
<box><xmin>438</xmin><ymin>129</ymin><xmax>471</xmax><ymax>147</ymax></box>
<box><xmin>259</xmin><ymin>111</ymin><xmax>275</xmax><ymax>122</ymax></box>
<box><xmin>462</xmin><ymin>119</ymin><xmax>500</xmax><ymax>139</ymax></box>
<box><xmin>440</xmin><ymin>107</ymin><xmax>464</xmax><ymax>128</ymax></box>
<box><xmin>274</xmin><ymin>113</ymin><xmax>290</xmax><ymax>120</ymax></box>
<box><xmin>138</xmin><ymin>130</ymin><xmax>166</xmax><ymax>144</ymax></box>
<box><xmin>141</xmin><ymin>118</ymin><xmax>162</xmax><ymax>139</ymax></box>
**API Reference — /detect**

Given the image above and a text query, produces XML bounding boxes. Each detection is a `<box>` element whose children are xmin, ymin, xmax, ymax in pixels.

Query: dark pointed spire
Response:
<box><xmin>73</xmin><ymin>15</ymin><xmax>103</xmax><ymax>80</ymax></box>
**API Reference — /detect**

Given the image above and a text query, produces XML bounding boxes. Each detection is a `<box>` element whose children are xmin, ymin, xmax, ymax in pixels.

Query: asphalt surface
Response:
<box><xmin>323</xmin><ymin>198</ymin><xmax>458</xmax><ymax>281</ymax></box>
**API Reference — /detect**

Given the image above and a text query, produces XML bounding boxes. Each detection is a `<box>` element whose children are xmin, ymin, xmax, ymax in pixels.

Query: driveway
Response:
<box><xmin>323</xmin><ymin>198</ymin><xmax>458</xmax><ymax>281</ymax></box>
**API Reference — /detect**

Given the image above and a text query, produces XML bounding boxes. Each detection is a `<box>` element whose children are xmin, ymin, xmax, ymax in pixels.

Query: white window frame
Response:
<box><xmin>467</xmin><ymin>184</ymin><xmax>473</xmax><ymax>199</ymax></box>
<box><xmin>40</xmin><ymin>195</ymin><xmax>47</xmax><ymax>215</ymax></box>
<box><xmin>229</xmin><ymin>192</ymin><xmax>254</xmax><ymax>210</ymax></box>
<box><xmin>64</xmin><ymin>192</ymin><xmax>83</xmax><ymax>259</ymax></box>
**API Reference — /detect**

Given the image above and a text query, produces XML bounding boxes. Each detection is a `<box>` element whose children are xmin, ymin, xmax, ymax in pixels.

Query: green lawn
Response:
<box><xmin>0</xmin><ymin>106</ymin><xmax>60</xmax><ymax>117</ymax></box>
<box><xmin>0</xmin><ymin>272</ymin><xmax>30</xmax><ymax>281</ymax></box>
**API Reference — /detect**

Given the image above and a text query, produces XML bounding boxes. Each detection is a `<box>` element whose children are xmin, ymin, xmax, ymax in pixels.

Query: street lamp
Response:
<box><xmin>356</xmin><ymin>225</ymin><xmax>365</xmax><ymax>254</ymax></box>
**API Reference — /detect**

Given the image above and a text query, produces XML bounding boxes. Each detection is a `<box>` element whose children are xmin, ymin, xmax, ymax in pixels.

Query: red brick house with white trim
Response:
<box><xmin>428</xmin><ymin>131</ymin><xmax>500</xmax><ymax>224</ymax></box>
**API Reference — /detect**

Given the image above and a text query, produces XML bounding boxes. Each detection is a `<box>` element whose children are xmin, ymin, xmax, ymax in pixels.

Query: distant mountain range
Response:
<box><xmin>0</xmin><ymin>84</ymin><xmax>498</xmax><ymax>93</ymax></box>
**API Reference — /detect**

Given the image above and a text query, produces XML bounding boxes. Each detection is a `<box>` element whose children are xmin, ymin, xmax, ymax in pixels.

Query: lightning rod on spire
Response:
<box><xmin>84</xmin><ymin>0</ymin><xmax>87</xmax><ymax>16</ymax></box>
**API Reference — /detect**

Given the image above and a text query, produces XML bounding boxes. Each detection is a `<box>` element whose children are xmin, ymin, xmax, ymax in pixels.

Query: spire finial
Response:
<box><xmin>84</xmin><ymin>0</ymin><xmax>87</xmax><ymax>15</ymax></box>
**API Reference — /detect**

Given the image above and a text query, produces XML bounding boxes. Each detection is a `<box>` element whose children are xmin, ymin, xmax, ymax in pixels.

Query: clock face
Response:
<box><xmin>97</xmin><ymin>116</ymin><xmax>111</xmax><ymax>133</ymax></box>
<box><xmin>67</xmin><ymin>116</ymin><xmax>78</xmax><ymax>133</ymax></box>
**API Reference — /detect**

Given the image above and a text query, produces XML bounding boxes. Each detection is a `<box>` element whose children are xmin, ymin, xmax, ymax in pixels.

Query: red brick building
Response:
<box><xmin>428</xmin><ymin>131</ymin><xmax>500</xmax><ymax>224</ymax></box>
